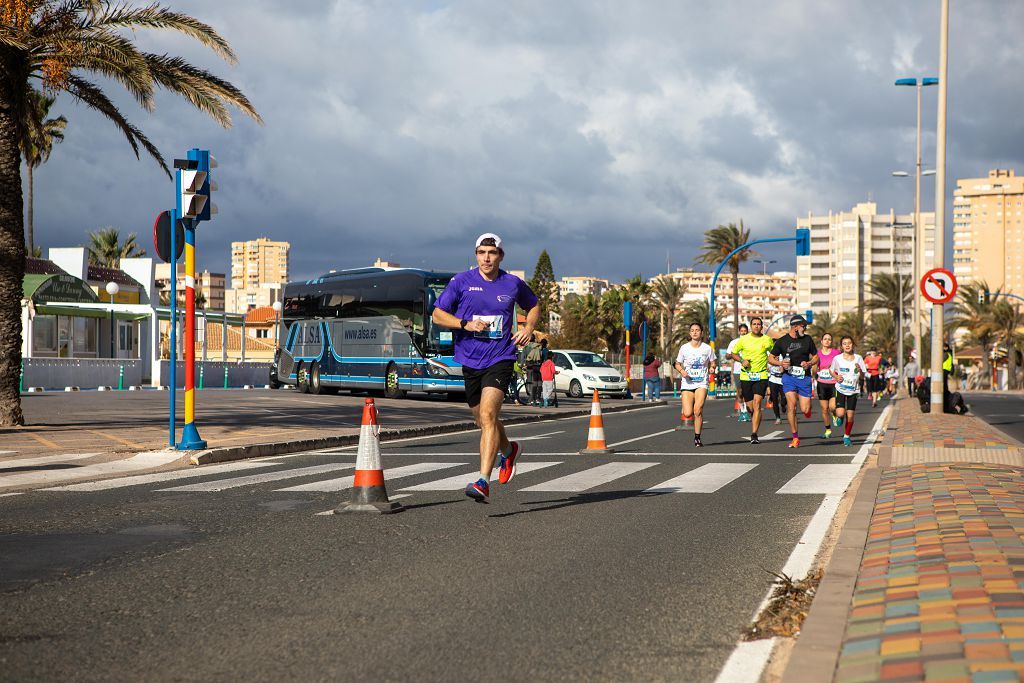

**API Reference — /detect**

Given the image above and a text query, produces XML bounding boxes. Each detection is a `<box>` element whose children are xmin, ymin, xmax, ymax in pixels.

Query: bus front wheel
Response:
<box><xmin>384</xmin><ymin>363</ymin><xmax>406</xmax><ymax>399</ymax></box>
<box><xmin>296</xmin><ymin>361</ymin><xmax>309</xmax><ymax>394</ymax></box>
<box><xmin>307</xmin><ymin>362</ymin><xmax>323</xmax><ymax>395</ymax></box>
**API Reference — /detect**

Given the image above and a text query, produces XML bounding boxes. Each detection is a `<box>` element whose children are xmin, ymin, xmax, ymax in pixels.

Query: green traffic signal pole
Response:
<box><xmin>708</xmin><ymin>232</ymin><xmax>809</xmax><ymax>394</ymax></box>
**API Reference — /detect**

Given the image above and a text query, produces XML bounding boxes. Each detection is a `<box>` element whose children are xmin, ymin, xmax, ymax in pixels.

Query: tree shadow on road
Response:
<box><xmin>488</xmin><ymin>489</ymin><xmax>670</xmax><ymax>518</ymax></box>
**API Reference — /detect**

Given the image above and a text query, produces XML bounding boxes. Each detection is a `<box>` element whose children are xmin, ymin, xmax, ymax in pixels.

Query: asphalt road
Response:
<box><xmin>0</xmin><ymin>396</ymin><xmax>888</xmax><ymax>682</ymax></box>
<box><xmin>963</xmin><ymin>392</ymin><xmax>1024</xmax><ymax>445</ymax></box>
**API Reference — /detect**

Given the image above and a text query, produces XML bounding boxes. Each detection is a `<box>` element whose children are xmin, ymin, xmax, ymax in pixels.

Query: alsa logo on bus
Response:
<box><xmin>344</xmin><ymin>327</ymin><xmax>378</xmax><ymax>340</ymax></box>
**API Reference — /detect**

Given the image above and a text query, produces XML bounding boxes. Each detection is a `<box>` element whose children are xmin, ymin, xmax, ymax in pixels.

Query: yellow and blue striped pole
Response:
<box><xmin>177</xmin><ymin>222</ymin><xmax>206</xmax><ymax>450</ymax></box>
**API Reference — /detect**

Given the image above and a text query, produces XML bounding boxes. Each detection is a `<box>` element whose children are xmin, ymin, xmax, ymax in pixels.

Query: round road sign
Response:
<box><xmin>153</xmin><ymin>210</ymin><xmax>184</xmax><ymax>263</ymax></box>
<box><xmin>920</xmin><ymin>267</ymin><xmax>957</xmax><ymax>304</ymax></box>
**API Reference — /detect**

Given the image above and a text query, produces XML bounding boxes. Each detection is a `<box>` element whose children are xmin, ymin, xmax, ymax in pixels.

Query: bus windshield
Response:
<box><xmin>426</xmin><ymin>283</ymin><xmax>454</xmax><ymax>354</ymax></box>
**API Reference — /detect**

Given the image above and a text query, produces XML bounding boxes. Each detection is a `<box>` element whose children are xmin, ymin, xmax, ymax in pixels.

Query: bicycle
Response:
<box><xmin>505</xmin><ymin>365</ymin><xmax>531</xmax><ymax>405</ymax></box>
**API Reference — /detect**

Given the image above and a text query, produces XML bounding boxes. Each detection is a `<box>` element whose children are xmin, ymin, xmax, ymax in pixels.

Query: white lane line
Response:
<box><xmin>2</xmin><ymin>451</ymin><xmax>182</xmax><ymax>489</ymax></box>
<box><xmin>0</xmin><ymin>492</ymin><xmax>24</xmax><ymax>498</ymax></box>
<box><xmin>0</xmin><ymin>450</ymin><xmax>14</xmax><ymax>455</ymax></box>
<box><xmin>520</xmin><ymin>462</ymin><xmax>658</xmax><ymax>492</ymax></box>
<box><xmin>645</xmin><ymin>463</ymin><xmax>758</xmax><ymax>493</ymax></box>
<box><xmin>0</xmin><ymin>453</ymin><xmax>101</xmax><ymax>469</ymax></box>
<box><xmin>277</xmin><ymin>462</ymin><xmax>462</xmax><ymax>493</ymax></box>
<box><xmin>371</xmin><ymin>451</ymin><xmax>853</xmax><ymax>458</ymax></box>
<box><xmin>713</xmin><ymin>638</ymin><xmax>777</xmax><ymax>683</ymax></box>
<box><xmin>780</xmin><ymin>494</ymin><xmax>842</xmax><ymax>579</ymax></box>
<box><xmin>516</xmin><ymin>431</ymin><xmax>565</xmax><ymax>441</ymax></box>
<box><xmin>850</xmin><ymin>404</ymin><xmax>891</xmax><ymax>465</ymax></box>
<box><xmin>398</xmin><ymin>462</ymin><xmax>562</xmax><ymax>492</ymax></box>
<box><xmin>46</xmin><ymin>460</ymin><xmax>279</xmax><ymax>492</ymax></box>
<box><xmin>158</xmin><ymin>463</ymin><xmax>354</xmax><ymax>492</ymax></box>
<box><xmin>606</xmin><ymin>429</ymin><xmax>677</xmax><ymax>448</ymax></box>
<box><xmin>776</xmin><ymin>464</ymin><xmax>861</xmax><ymax>495</ymax></box>
<box><xmin>760</xmin><ymin>430</ymin><xmax>784</xmax><ymax>441</ymax></box>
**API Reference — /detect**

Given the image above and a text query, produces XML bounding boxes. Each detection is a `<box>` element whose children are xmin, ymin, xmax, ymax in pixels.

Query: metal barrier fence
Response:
<box><xmin>22</xmin><ymin>358</ymin><xmax>143</xmax><ymax>390</ymax></box>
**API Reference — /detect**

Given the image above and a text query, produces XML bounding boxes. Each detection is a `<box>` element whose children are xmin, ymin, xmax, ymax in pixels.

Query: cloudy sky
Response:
<box><xmin>28</xmin><ymin>0</ymin><xmax>1024</xmax><ymax>284</ymax></box>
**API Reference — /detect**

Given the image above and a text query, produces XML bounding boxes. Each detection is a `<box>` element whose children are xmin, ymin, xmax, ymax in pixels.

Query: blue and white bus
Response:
<box><xmin>272</xmin><ymin>268</ymin><xmax>465</xmax><ymax>398</ymax></box>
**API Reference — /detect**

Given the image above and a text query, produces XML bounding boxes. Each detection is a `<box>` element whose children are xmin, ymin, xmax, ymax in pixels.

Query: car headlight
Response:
<box><xmin>582</xmin><ymin>373</ymin><xmax>595</xmax><ymax>381</ymax></box>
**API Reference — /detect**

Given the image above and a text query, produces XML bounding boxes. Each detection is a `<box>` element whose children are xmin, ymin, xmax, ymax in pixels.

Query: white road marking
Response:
<box><xmin>776</xmin><ymin>464</ymin><xmax>861</xmax><ymax>494</ymax></box>
<box><xmin>645</xmin><ymin>463</ymin><xmax>758</xmax><ymax>493</ymax></box>
<box><xmin>0</xmin><ymin>453</ymin><xmax>101</xmax><ymax>468</ymax></box>
<box><xmin>760</xmin><ymin>430</ymin><xmax>784</xmax><ymax>441</ymax></box>
<box><xmin>372</xmin><ymin>451</ymin><xmax>853</xmax><ymax>458</ymax></box>
<box><xmin>515</xmin><ymin>431</ymin><xmax>565</xmax><ymax>441</ymax></box>
<box><xmin>713</xmin><ymin>638</ymin><xmax>777</xmax><ymax>683</ymax></box>
<box><xmin>520</xmin><ymin>462</ymin><xmax>658</xmax><ymax>492</ymax></box>
<box><xmin>398</xmin><ymin>462</ymin><xmax>562</xmax><ymax>491</ymax></box>
<box><xmin>158</xmin><ymin>463</ymin><xmax>355</xmax><ymax>492</ymax></box>
<box><xmin>779</xmin><ymin>494</ymin><xmax>842</xmax><ymax>580</ymax></box>
<box><xmin>0</xmin><ymin>492</ymin><xmax>23</xmax><ymax>498</ymax></box>
<box><xmin>0</xmin><ymin>450</ymin><xmax>14</xmax><ymax>455</ymax></box>
<box><xmin>606</xmin><ymin>429</ymin><xmax>677</xmax><ymax>448</ymax></box>
<box><xmin>277</xmin><ymin>462</ymin><xmax>461</xmax><ymax>493</ymax></box>
<box><xmin>850</xmin><ymin>405</ymin><xmax>891</xmax><ymax>464</ymax></box>
<box><xmin>46</xmin><ymin>460</ymin><xmax>279</xmax><ymax>492</ymax></box>
<box><xmin>1</xmin><ymin>451</ymin><xmax>182</xmax><ymax>489</ymax></box>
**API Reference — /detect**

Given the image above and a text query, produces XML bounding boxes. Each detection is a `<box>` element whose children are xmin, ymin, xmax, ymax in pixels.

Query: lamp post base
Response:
<box><xmin>176</xmin><ymin>423</ymin><xmax>207</xmax><ymax>451</ymax></box>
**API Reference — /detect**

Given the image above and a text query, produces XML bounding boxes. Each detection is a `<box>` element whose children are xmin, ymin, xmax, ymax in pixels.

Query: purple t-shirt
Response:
<box><xmin>435</xmin><ymin>268</ymin><xmax>539</xmax><ymax>370</ymax></box>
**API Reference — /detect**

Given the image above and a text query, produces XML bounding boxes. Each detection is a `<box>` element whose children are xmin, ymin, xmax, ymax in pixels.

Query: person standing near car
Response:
<box><xmin>432</xmin><ymin>233</ymin><xmax>540</xmax><ymax>503</ymax></box>
<box><xmin>642</xmin><ymin>353</ymin><xmax>662</xmax><ymax>402</ymax></box>
<box><xmin>539</xmin><ymin>355</ymin><xmax>558</xmax><ymax>407</ymax></box>
<box><xmin>674</xmin><ymin>322</ymin><xmax>716</xmax><ymax>448</ymax></box>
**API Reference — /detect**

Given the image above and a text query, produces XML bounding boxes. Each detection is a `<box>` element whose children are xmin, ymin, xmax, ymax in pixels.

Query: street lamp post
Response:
<box><xmin>754</xmin><ymin>259</ymin><xmax>777</xmax><ymax>276</ymax></box>
<box><xmin>271</xmin><ymin>300</ymin><xmax>283</xmax><ymax>349</ymax></box>
<box><xmin>930</xmin><ymin>0</ymin><xmax>950</xmax><ymax>413</ymax></box>
<box><xmin>105</xmin><ymin>282</ymin><xmax>119</xmax><ymax>358</ymax></box>
<box><xmin>895</xmin><ymin>74</ymin><xmax>939</xmax><ymax>371</ymax></box>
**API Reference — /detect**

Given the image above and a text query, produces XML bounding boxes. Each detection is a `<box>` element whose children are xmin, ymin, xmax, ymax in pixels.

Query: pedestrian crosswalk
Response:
<box><xmin>16</xmin><ymin>456</ymin><xmax>863</xmax><ymax>499</ymax></box>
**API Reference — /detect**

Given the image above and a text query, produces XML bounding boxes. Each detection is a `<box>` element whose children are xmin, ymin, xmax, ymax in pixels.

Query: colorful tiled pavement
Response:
<box><xmin>834</xmin><ymin>463</ymin><xmax>1024</xmax><ymax>683</ymax></box>
<box><xmin>892</xmin><ymin>402</ymin><xmax>1018</xmax><ymax>450</ymax></box>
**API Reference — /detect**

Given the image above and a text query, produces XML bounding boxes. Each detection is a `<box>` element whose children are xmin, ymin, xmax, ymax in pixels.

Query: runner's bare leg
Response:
<box><xmin>472</xmin><ymin>387</ymin><xmax>510</xmax><ymax>478</ymax></box>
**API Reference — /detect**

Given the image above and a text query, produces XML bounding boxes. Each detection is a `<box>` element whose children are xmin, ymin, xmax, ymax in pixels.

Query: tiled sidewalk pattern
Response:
<box><xmin>892</xmin><ymin>402</ymin><xmax>1017</xmax><ymax>450</ymax></box>
<box><xmin>835</xmin><ymin>463</ymin><xmax>1024</xmax><ymax>683</ymax></box>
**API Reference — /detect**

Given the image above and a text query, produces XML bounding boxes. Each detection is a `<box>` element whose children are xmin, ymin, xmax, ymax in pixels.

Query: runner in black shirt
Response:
<box><xmin>768</xmin><ymin>315</ymin><xmax>818</xmax><ymax>448</ymax></box>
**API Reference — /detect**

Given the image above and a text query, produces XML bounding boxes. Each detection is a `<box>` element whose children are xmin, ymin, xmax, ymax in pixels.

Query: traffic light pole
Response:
<box><xmin>177</xmin><ymin>219</ymin><xmax>206</xmax><ymax>450</ymax></box>
<box><xmin>168</xmin><ymin>208</ymin><xmax>178</xmax><ymax>446</ymax></box>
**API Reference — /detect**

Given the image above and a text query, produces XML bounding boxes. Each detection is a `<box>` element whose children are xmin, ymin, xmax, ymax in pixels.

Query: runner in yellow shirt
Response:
<box><xmin>728</xmin><ymin>317</ymin><xmax>775</xmax><ymax>444</ymax></box>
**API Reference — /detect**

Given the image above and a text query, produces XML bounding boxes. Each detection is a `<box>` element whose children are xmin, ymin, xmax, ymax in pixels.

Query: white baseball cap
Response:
<box><xmin>475</xmin><ymin>232</ymin><xmax>503</xmax><ymax>250</ymax></box>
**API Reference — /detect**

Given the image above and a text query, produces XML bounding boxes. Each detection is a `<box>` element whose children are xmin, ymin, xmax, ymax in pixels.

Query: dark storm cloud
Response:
<box><xmin>25</xmin><ymin>0</ymin><xmax>1024</xmax><ymax>284</ymax></box>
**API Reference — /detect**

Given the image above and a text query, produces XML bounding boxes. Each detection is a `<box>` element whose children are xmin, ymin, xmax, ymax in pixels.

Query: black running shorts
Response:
<box><xmin>740</xmin><ymin>379</ymin><xmax>769</xmax><ymax>401</ymax></box>
<box><xmin>836</xmin><ymin>393</ymin><xmax>859</xmax><ymax>411</ymax></box>
<box><xmin>816</xmin><ymin>383</ymin><xmax>836</xmax><ymax>401</ymax></box>
<box><xmin>462</xmin><ymin>360</ymin><xmax>515</xmax><ymax>408</ymax></box>
<box><xmin>868</xmin><ymin>375</ymin><xmax>884</xmax><ymax>392</ymax></box>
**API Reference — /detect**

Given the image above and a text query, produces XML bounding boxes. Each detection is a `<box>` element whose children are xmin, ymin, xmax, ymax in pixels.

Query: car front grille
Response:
<box><xmin>600</xmin><ymin>376</ymin><xmax>620</xmax><ymax>382</ymax></box>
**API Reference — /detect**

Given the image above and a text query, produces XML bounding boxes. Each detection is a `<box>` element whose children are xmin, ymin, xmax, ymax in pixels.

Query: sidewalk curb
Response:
<box><xmin>187</xmin><ymin>400</ymin><xmax>667</xmax><ymax>466</ymax></box>
<box><xmin>780</xmin><ymin>467</ymin><xmax>881</xmax><ymax>683</ymax></box>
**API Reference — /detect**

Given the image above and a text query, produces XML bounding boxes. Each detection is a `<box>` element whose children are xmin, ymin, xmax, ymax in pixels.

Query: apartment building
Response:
<box><xmin>953</xmin><ymin>169</ymin><xmax>1024</xmax><ymax>293</ymax></box>
<box><xmin>155</xmin><ymin>263</ymin><xmax>226</xmax><ymax>310</ymax></box>
<box><xmin>558</xmin><ymin>276</ymin><xmax>610</xmax><ymax>300</ymax></box>
<box><xmin>654</xmin><ymin>269</ymin><xmax>798</xmax><ymax>326</ymax></box>
<box><xmin>796</xmin><ymin>201</ymin><xmax>935</xmax><ymax>318</ymax></box>
<box><xmin>227</xmin><ymin>237</ymin><xmax>290</xmax><ymax>313</ymax></box>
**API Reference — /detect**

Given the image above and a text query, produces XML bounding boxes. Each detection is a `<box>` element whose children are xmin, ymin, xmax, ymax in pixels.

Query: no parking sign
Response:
<box><xmin>920</xmin><ymin>268</ymin><xmax>957</xmax><ymax>305</ymax></box>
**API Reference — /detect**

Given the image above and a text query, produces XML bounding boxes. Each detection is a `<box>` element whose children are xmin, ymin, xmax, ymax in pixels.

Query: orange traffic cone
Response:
<box><xmin>580</xmin><ymin>390</ymin><xmax>614</xmax><ymax>454</ymax></box>
<box><xmin>335</xmin><ymin>398</ymin><xmax>402</xmax><ymax>514</ymax></box>
<box><xmin>676</xmin><ymin>409</ymin><xmax>693</xmax><ymax>431</ymax></box>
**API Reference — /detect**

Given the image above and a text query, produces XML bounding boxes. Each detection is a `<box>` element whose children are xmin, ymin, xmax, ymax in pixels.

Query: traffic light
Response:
<box><xmin>795</xmin><ymin>228</ymin><xmax>810</xmax><ymax>257</ymax></box>
<box><xmin>186</xmin><ymin>148</ymin><xmax>218</xmax><ymax>221</ymax></box>
<box><xmin>979</xmin><ymin>289</ymin><xmax>991</xmax><ymax>305</ymax></box>
<box><xmin>179</xmin><ymin>167</ymin><xmax>208</xmax><ymax>219</ymax></box>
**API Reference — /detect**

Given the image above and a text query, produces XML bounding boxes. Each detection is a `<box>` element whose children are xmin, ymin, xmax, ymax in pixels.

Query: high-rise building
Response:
<box><xmin>953</xmin><ymin>169</ymin><xmax>1024</xmax><ymax>292</ymax></box>
<box><xmin>227</xmin><ymin>237</ymin><xmax>290</xmax><ymax>313</ymax></box>
<box><xmin>154</xmin><ymin>263</ymin><xmax>226</xmax><ymax>311</ymax></box>
<box><xmin>796</xmin><ymin>201</ymin><xmax>935</xmax><ymax>318</ymax></box>
<box><xmin>230</xmin><ymin>237</ymin><xmax>289</xmax><ymax>290</ymax></box>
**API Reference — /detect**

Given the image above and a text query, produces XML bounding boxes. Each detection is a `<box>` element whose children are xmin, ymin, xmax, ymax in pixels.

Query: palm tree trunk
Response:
<box><xmin>26</xmin><ymin>163</ymin><xmax>33</xmax><ymax>254</ymax></box>
<box><xmin>731</xmin><ymin>264</ymin><xmax>740</xmax><ymax>334</ymax></box>
<box><xmin>1008</xmin><ymin>337</ymin><xmax>1018</xmax><ymax>391</ymax></box>
<box><xmin>0</xmin><ymin>61</ymin><xmax>27</xmax><ymax>426</ymax></box>
<box><xmin>981</xmin><ymin>337</ymin><xmax>992</xmax><ymax>390</ymax></box>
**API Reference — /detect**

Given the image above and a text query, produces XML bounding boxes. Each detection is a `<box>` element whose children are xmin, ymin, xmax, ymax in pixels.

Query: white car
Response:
<box><xmin>549</xmin><ymin>350</ymin><xmax>628</xmax><ymax>398</ymax></box>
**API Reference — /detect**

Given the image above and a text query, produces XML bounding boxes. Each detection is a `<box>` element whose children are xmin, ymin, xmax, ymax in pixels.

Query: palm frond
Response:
<box><xmin>92</xmin><ymin>4</ymin><xmax>238</xmax><ymax>64</ymax></box>
<box><xmin>144</xmin><ymin>53</ymin><xmax>261</xmax><ymax>126</ymax></box>
<box><xmin>63</xmin><ymin>74</ymin><xmax>170</xmax><ymax>178</ymax></box>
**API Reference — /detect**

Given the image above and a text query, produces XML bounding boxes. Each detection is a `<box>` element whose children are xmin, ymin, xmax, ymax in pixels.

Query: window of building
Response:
<box><xmin>72</xmin><ymin>318</ymin><xmax>98</xmax><ymax>357</ymax></box>
<box><xmin>33</xmin><ymin>315</ymin><xmax>58</xmax><ymax>356</ymax></box>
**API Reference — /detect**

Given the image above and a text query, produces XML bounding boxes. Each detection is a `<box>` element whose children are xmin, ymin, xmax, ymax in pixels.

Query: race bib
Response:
<box><xmin>789</xmin><ymin>366</ymin><xmax>805</xmax><ymax>378</ymax></box>
<box><xmin>687</xmin><ymin>367</ymin><xmax>707</xmax><ymax>381</ymax></box>
<box><xmin>747</xmin><ymin>372</ymin><xmax>761</xmax><ymax>381</ymax></box>
<box><xmin>839</xmin><ymin>377</ymin><xmax>858</xmax><ymax>392</ymax></box>
<box><xmin>818</xmin><ymin>369</ymin><xmax>833</xmax><ymax>381</ymax></box>
<box><xmin>472</xmin><ymin>315</ymin><xmax>502</xmax><ymax>340</ymax></box>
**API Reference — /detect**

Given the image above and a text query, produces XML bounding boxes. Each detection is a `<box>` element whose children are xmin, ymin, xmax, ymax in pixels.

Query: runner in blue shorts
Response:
<box><xmin>768</xmin><ymin>315</ymin><xmax>819</xmax><ymax>449</ymax></box>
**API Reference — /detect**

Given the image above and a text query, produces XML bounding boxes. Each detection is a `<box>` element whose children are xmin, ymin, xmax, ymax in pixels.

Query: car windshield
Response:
<box><xmin>569</xmin><ymin>352</ymin><xmax>612</xmax><ymax>368</ymax></box>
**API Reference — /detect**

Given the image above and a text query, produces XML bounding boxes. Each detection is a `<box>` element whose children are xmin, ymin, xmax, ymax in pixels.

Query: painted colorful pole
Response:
<box><xmin>168</xmin><ymin>207</ymin><xmax>178</xmax><ymax>446</ymax></box>
<box><xmin>177</xmin><ymin>220</ymin><xmax>206</xmax><ymax>450</ymax></box>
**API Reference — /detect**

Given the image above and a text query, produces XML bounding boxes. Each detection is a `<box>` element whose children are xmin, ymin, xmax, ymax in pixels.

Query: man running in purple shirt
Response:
<box><xmin>432</xmin><ymin>233</ymin><xmax>540</xmax><ymax>502</ymax></box>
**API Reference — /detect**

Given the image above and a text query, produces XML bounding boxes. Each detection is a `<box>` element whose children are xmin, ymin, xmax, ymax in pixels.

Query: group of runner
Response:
<box><xmin>675</xmin><ymin>315</ymin><xmax>871</xmax><ymax>449</ymax></box>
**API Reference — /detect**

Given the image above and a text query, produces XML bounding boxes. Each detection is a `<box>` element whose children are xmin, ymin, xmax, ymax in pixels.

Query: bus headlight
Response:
<box><xmin>426</xmin><ymin>360</ymin><xmax>451</xmax><ymax>377</ymax></box>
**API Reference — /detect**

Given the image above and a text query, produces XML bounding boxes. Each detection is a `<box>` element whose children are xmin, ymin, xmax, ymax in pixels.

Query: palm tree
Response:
<box><xmin>649</xmin><ymin>276</ymin><xmax>687</xmax><ymax>356</ymax></box>
<box><xmin>806</xmin><ymin>311</ymin><xmax>837</xmax><ymax>340</ymax></box>
<box><xmin>865</xmin><ymin>273</ymin><xmax>913</xmax><ymax>324</ymax></box>
<box><xmin>694</xmin><ymin>221</ymin><xmax>755</xmax><ymax>335</ymax></box>
<box><xmin>865</xmin><ymin>312</ymin><xmax>897</xmax><ymax>358</ymax></box>
<box><xmin>20</xmin><ymin>89</ymin><xmax>66</xmax><ymax>254</ymax></box>
<box><xmin>0</xmin><ymin>2</ymin><xmax>261</xmax><ymax>426</ymax></box>
<box><xmin>950</xmin><ymin>281</ymin><xmax>999</xmax><ymax>390</ymax></box>
<box><xmin>835</xmin><ymin>308</ymin><xmax>869</xmax><ymax>347</ymax></box>
<box><xmin>87</xmin><ymin>227</ymin><xmax>146</xmax><ymax>267</ymax></box>
<box><xmin>673</xmin><ymin>298</ymin><xmax>731</xmax><ymax>349</ymax></box>
<box><xmin>991</xmin><ymin>300</ymin><xmax>1024</xmax><ymax>390</ymax></box>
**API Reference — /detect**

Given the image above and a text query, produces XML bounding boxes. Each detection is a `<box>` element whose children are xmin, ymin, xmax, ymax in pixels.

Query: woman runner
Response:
<box><xmin>814</xmin><ymin>332</ymin><xmax>841</xmax><ymax>439</ymax></box>
<box><xmin>674</xmin><ymin>322</ymin><xmax>716</xmax><ymax>448</ymax></box>
<box><xmin>830</xmin><ymin>335</ymin><xmax>869</xmax><ymax>447</ymax></box>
